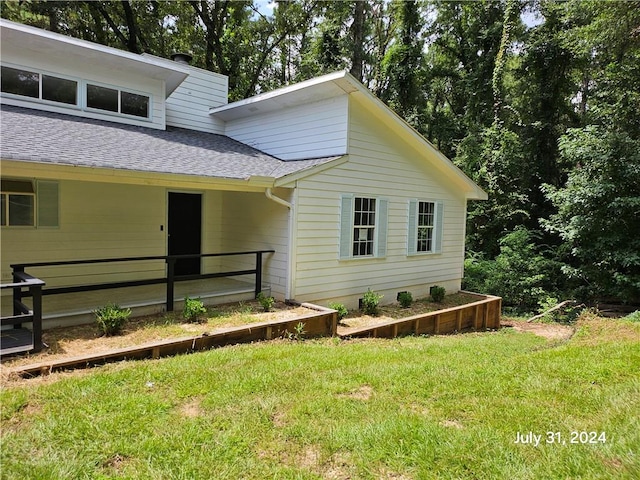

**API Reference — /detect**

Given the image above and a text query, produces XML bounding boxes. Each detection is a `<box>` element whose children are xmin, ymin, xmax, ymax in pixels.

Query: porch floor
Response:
<box><xmin>0</xmin><ymin>328</ymin><xmax>33</xmax><ymax>356</ymax></box>
<box><xmin>1</xmin><ymin>277</ymin><xmax>268</xmax><ymax>329</ymax></box>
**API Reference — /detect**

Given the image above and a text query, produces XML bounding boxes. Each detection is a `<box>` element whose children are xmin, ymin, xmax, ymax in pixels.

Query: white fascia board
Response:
<box><xmin>1</xmin><ymin>19</ymin><xmax>189</xmax><ymax>97</ymax></box>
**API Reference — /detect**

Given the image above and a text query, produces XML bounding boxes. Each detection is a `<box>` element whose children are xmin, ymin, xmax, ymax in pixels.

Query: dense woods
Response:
<box><xmin>3</xmin><ymin>0</ymin><xmax>639</xmax><ymax>311</ymax></box>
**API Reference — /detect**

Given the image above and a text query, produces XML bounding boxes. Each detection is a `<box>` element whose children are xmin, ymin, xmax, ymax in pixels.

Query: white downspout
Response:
<box><xmin>265</xmin><ymin>188</ymin><xmax>294</xmax><ymax>300</ymax></box>
<box><xmin>265</xmin><ymin>187</ymin><xmax>292</xmax><ymax>209</ymax></box>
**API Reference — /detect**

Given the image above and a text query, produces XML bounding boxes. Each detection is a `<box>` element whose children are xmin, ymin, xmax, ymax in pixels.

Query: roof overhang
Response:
<box><xmin>210</xmin><ymin>71</ymin><xmax>359</xmax><ymax>121</ymax></box>
<box><xmin>0</xmin><ymin>19</ymin><xmax>189</xmax><ymax>97</ymax></box>
<box><xmin>0</xmin><ymin>159</ymin><xmax>279</xmax><ymax>193</ymax></box>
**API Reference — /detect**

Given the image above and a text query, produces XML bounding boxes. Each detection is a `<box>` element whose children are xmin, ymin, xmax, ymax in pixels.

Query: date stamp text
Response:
<box><xmin>514</xmin><ymin>431</ymin><xmax>607</xmax><ymax>446</ymax></box>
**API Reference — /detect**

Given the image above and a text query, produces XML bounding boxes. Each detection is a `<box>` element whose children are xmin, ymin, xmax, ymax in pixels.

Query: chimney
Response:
<box><xmin>170</xmin><ymin>52</ymin><xmax>193</xmax><ymax>65</ymax></box>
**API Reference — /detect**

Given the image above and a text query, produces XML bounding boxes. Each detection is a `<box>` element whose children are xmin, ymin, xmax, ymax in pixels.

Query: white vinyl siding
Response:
<box><xmin>291</xmin><ymin>97</ymin><xmax>467</xmax><ymax>308</ymax></box>
<box><xmin>166</xmin><ymin>66</ymin><xmax>227</xmax><ymax>134</ymax></box>
<box><xmin>408</xmin><ymin>200</ymin><xmax>443</xmax><ymax>255</ymax></box>
<box><xmin>224</xmin><ymin>96</ymin><xmax>348</xmax><ymax>160</ymax></box>
<box><xmin>218</xmin><ymin>189</ymin><xmax>292</xmax><ymax>300</ymax></box>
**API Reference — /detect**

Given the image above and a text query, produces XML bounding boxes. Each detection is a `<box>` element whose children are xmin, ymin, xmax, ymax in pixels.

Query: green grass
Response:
<box><xmin>1</xmin><ymin>315</ymin><xmax>639</xmax><ymax>479</ymax></box>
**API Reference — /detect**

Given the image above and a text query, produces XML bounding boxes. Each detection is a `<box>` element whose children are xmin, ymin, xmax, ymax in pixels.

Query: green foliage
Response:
<box><xmin>463</xmin><ymin>228</ymin><xmax>561</xmax><ymax>312</ymax></box>
<box><xmin>624</xmin><ymin>311</ymin><xmax>640</xmax><ymax>323</ymax></box>
<box><xmin>398</xmin><ymin>291</ymin><xmax>413</xmax><ymax>308</ymax></box>
<box><xmin>328</xmin><ymin>302</ymin><xmax>348</xmax><ymax>321</ymax></box>
<box><xmin>94</xmin><ymin>303</ymin><xmax>131</xmax><ymax>336</ymax></box>
<box><xmin>361</xmin><ymin>288</ymin><xmax>383</xmax><ymax>316</ymax></box>
<box><xmin>543</xmin><ymin>127</ymin><xmax>640</xmax><ymax>302</ymax></box>
<box><xmin>257</xmin><ymin>292</ymin><xmax>275</xmax><ymax>312</ymax></box>
<box><xmin>430</xmin><ymin>286</ymin><xmax>446</xmax><ymax>303</ymax></box>
<box><xmin>183</xmin><ymin>297</ymin><xmax>207</xmax><ymax>323</ymax></box>
<box><xmin>285</xmin><ymin>321</ymin><xmax>306</xmax><ymax>341</ymax></box>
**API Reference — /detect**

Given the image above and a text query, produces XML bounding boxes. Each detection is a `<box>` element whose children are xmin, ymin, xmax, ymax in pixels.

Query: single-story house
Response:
<box><xmin>0</xmin><ymin>19</ymin><xmax>486</xmax><ymax>326</ymax></box>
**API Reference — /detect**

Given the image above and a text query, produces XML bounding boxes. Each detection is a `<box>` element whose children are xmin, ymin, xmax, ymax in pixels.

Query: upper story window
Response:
<box><xmin>86</xmin><ymin>83</ymin><xmax>149</xmax><ymax>118</ymax></box>
<box><xmin>1</xmin><ymin>66</ymin><xmax>77</xmax><ymax>106</ymax></box>
<box><xmin>1</xmin><ymin>64</ymin><xmax>151</xmax><ymax>120</ymax></box>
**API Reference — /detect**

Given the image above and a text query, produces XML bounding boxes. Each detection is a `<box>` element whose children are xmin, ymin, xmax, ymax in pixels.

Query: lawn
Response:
<box><xmin>1</xmin><ymin>313</ymin><xmax>638</xmax><ymax>479</ymax></box>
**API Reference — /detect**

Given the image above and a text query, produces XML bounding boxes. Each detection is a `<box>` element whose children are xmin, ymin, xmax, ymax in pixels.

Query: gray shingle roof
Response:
<box><xmin>0</xmin><ymin>105</ymin><xmax>338</xmax><ymax>180</ymax></box>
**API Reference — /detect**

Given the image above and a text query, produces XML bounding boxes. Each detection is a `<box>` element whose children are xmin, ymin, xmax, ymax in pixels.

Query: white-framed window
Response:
<box><xmin>408</xmin><ymin>200</ymin><xmax>443</xmax><ymax>255</ymax></box>
<box><xmin>340</xmin><ymin>194</ymin><xmax>388</xmax><ymax>259</ymax></box>
<box><xmin>1</xmin><ymin>63</ymin><xmax>151</xmax><ymax>120</ymax></box>
<box><xmin>86</xmin><ymin>82</ymin><xmax>150</xmax><ymax>118</ymax></box>
<box><xmin>1</xmin><ymin>65</ymin><xmax>78</xmax><ymax>106</ymax></box>
<box><xmin>0</xmin><ymin>178</ymin><xmax>59</xmax><ymax>228</ymax></box>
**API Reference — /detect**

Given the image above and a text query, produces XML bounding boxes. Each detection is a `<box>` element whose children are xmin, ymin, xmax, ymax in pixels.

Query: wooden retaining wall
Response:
<box><xmin>9</xmin><ymin>307</ymin><xmax>337</xmax><ymax>378</ymax></box>
<box><xmin>339</xmin><ymin>295</ymin><xmax>501</xmax><ymax>339</ymax></box>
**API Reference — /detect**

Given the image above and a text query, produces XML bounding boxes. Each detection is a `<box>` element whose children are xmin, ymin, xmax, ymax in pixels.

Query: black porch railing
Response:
<box><xmin>10</xmin><ymin>250</ymin><xmax>275</xmax><ymax>313</ymax></box>
<box><xmin>1</xmin><ymin>271</ymin><xmax>45</xmax><ymax>355</ymax></box>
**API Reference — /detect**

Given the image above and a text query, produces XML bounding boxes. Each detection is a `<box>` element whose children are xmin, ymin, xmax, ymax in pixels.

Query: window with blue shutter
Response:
<box><xmin>408</xmin><ymin>200</ymin><xmax>443</xmax><ymax>255</ymax></box>
<box><xmin>340</xmin><ymin>195</ymin><xmax>388</xmax><ymax>259</ymax></box>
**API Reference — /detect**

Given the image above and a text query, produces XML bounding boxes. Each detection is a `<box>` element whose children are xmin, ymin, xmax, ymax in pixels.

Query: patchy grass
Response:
<box><xmin>1</xmin><ymin>313</ymin><xmax>638</xmax><ymax>479</ymax></box>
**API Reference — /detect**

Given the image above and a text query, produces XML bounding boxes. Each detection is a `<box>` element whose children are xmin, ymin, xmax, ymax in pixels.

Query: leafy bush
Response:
<box><xmin>183</xmin><ymin>297</ymin><xmax>207</xmax><ymax>322</ymax></box>
<box><xmin>329</xmin><ymin>302</ymin><xmax>348</xmax><ymax>321</ymax></box>
<box><xmin>625</xmin><ymin>311</ymin><xmax>640</xmax><ymax>323</ymax></box>
<box><xmin>257</xmin><ymin>292</ymin><xmax>275</xmax><ymax>312</ymax></box>
<box><xmin>463</xmin><ymin>228</ymin><xmax>562</xmax><ymax>312</ymax></box>
<box><xmin>94</xmin><ymin>303</ymin><xmax>131</xmax><ymax>336</ymax></box>
<box><xmin>361</xmin><ymin>289</ymin><xmax>383</xmax><ymax>315</ymax></box>
<box><xmin>430</xmin><ymin>286</ymin><xmax>446</xmax><ymax>303</ymax></box>
<box><xmin>398</xmin><ymin>291</ymin><xmax>413</xmax><ymax>308</ymax></box>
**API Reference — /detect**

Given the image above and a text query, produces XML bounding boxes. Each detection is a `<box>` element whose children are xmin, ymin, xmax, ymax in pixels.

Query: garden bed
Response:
<box><xmin>1</xmin><ymin>293</ymin><xmax>496</xmax><ymax>380</ymax></box>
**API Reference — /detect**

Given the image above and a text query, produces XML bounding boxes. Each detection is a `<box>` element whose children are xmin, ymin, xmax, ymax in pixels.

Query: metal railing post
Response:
<box><xmin>12</xmin><ymin>265</ymin><xmax>24</xmax><ymax>327</ymax></box>
<box><xmin>166</xmin><ymin>257</ymin><xmax>175</xmax><ymax>311</ymax></box>
<box><xmin>255</xmin><ymin>251</ymin><xmax>263</xmax><ymax>298</ymax></box>
<box><xmin>30</xmin><ymin>283</ymin><xmax>43</xmax><ymax>352</ymax></box>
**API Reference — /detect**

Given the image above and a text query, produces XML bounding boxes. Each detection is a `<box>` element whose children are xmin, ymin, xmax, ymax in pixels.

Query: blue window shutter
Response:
<box><xmin>339</xmin><ymin>195</ymin><xmax>353</xmax><ymax>259</ymax></box>
<box><xmin>408</xmin><ymin>200</ymin><xmax>417</xmax><ymax>255</ymax></box>
<box><xmin>376</xmin><ymin>199</ymin><xmax>388</xmax><ymax>258</ymax></box>
<box><xmin>37</xmin><ymin>180</ymin><xmax>59</xmax><ymax>227</ymax></box>
<box><xmin>434</xmin><ymin>201</ymin><xmax>444</xmax><ymax>254</ymax></box>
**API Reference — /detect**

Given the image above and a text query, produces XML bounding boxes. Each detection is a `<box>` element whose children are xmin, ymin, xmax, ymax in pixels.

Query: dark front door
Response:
<box><xmin>168</xmin><ymin>192</ymin><xmax>202</xmax><ymax>276</ymax></box>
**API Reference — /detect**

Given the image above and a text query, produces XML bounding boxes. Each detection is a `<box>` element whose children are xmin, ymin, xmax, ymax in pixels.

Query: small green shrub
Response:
<box><xmin>183</xmin><ymin>297</ymin><xmax>207</xmax><ymax>322</ymax></box>
<box><xmin>625</xmin><ymin>311</ymin><xmax>640</xmax><ymax>322</ymax></box>
<box><xmin>430</xmin><ymin>286</ymin><xmax>446</xmax><ymax>303</ymax></box>
<box><xmin>257</xmin><ymin>292</ymin><xmax>275</xmax><ymax>312</ymax></box>
<box><xmin>398</xmin><ymin>291</ymin><xmax>413</xmax><ymax>308</ymax></box>
<box><xmin>361</xmin><ymin>289</ymin><xmax>383</xmax><ymax>315</ymax></box>
<box><xmin>94</xmin><ymin>303</ymin><xmax>131</xmax><ymax>336</ymax></box>
<box><xmin>285</xmin><ymin>321</ymin><xmax>307</xmax><ymax>341</ymax></box>
<box><xmin>329</xmin><ymin>302</ymin><xmax>349</xmax><ymax>321</ymax></box>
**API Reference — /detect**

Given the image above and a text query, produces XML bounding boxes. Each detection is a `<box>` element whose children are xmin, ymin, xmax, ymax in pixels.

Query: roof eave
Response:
<box><xmin>0</xmin><ymin>19</ymin><xmax>189</xmax><ymax>97</ymax></box>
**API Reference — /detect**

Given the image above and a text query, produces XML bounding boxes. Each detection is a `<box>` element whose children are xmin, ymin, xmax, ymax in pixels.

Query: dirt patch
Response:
<box><xmin>339</xmin><ymin>385</ymin><xmax>374</xmax><ymax>401</ymax></box>
<box><xmin>178</xmin><ymin>398</ymin><xmax>204</xmax><ymax>418</ymax></box>
<box><xmin>501</xmin><ymin>319</ymin><xmax>574</xmax><ymax>341</ymax></box>
<box><xmin>440</xmin><ymin>419</ymin><xmax>464</xmax><ymax>429</ymax></box>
